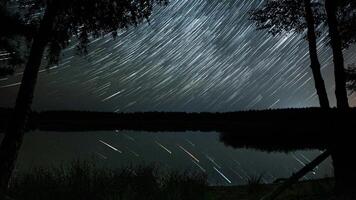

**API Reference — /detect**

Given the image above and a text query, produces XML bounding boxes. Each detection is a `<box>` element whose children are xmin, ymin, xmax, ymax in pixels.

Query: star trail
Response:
<box><xmin>1</xmin><ymin>0</ymin><xmax>355</xmax><ymax>111</ymax></box>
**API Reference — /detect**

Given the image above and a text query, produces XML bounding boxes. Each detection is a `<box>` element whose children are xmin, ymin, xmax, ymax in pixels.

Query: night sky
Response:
<box><xmin>1</xmin><ymin>0</ymin><xmax>355</xmax><ymax>185</ymax></box>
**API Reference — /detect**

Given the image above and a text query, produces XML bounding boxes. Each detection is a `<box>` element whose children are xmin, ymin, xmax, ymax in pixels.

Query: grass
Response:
<box><xmin>246</xmin><ymin>174</ymin><xmax>264</xmax><ymax>194</ymax></box>
<box><xmin>5</xmin><ymin>161</ymin><xmax>335</xmax><ymax>200</ymax></box>
<box><xmin>8</xmin><ymin>161</ymin><xmax>209</xmax><ymax>200</ymax></box>
<box><xmin>210</xmin><ymin>178</ymin><xmax>335</xmax><ymax>200</ymax></box>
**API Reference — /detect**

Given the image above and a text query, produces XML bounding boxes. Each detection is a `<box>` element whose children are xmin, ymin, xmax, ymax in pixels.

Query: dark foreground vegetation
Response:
<box><xmin>5</xmin><ymin>161</ymin><xmax>336</xmax><ymax>200</ymax></box>
<box><xmin>8</xmin><ymin>161</ymin><xmax>208</xmax><ymax>200</ymax></box>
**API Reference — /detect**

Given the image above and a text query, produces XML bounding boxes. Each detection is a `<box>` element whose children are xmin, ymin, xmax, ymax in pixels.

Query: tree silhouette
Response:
<box><xmin>0</xmin><ymin>1</ymin><xmax>33</xmax><ymax>76</ymax></box>
<box><xmin>251</xmin><ymin>0</ymin><xmax>356</xmax><ymax>196</ymax></box>
<box><xmin>337</xmin><ymin>0</ymin><xmax>356</xmax><ymax>49</ymax></box>
<box><xmin>250</xmin><ymin>0</ymin><xmax>330</xmax><ymax>108</ymax></box>
<box><xmin>340</xmin><ymin>1</ymin><xmax>356</xmax><ymax>94</ymax></box>
<box><xmin>0</xmin><ymin>0</ymin><xmax>167</xmax><ymax>192</ymax></box>
<box><xmin>324</xmin><ymin>1</ymin><xmax>355</xmax><ymax>192</ymax></box>
<box><xmin>346</xmin><ymin>64</ymin><xmax>356</xmax><ymax>92</ymax></box>
<box><xmin>303</xmin><ymin>0</ymin><xmax>329</xmax><ymax>108</ymax></box>
<box><xmin>250</xmin><ymin>0</ymin><xmax>356</xmax><ymax>109</ymax></box>
<box><xmin>324</xmin><ymin>0</ymin><xmax>349</xmax><ymax>109</ymax></box>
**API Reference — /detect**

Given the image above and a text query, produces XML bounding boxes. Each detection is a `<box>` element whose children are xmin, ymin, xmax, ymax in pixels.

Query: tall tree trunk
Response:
<box><xmin>303</xmin><ymin>0</ymin><xmax>330</xmax><ymax>108</ymax></box>
<box><xmin>325</xmin><ymin>1</ymin><xmax>354</xmax><ymax>197</ymax></box>
<box><xmin>0</xmin><ymin>5</ymin><xmax>56</xmax><ymax>192</ymax></box>
<box><xmin>330</xmin><ymin>146</ymin><xmax>356</xmax><ymax>197</ymax></box>
<box><xmin>325</xmin><ymin>0</ymin><xmax>349</xmax><ymax>109</ymax></box>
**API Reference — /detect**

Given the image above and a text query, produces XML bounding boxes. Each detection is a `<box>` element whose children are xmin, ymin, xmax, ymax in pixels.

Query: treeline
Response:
<box><xmin>1</xmin><ymin>107</ymin><xmax>355</xmax><ymax>151</ymax></box>
<box><xmin>1</xmin><ymin>107</ymin><xmax>355</xmax><ymax>131</ymax></box>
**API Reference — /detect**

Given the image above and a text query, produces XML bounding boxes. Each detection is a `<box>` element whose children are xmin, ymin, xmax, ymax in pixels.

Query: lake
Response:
<box><xmin>8</xmin><ymin>131</ymin><xmax>333</xmax><ymax>185</ymax></box>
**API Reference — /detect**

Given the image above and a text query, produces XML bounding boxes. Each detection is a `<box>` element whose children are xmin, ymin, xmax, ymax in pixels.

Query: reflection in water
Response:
<box><xmin>6</xmin><ymin>131</ymin><xmax>333</xmax><ymax>185</ymax></box>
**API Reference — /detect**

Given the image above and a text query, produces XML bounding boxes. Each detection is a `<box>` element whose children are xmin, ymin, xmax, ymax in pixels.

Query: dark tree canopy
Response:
<box><xmin>0</xmin><ymin>1</ymin><xmax>33</xmax><ymax>74</ymax></box>
<box><xmin>2</xmin><ymin>0</ymin><xmax>167</xmax><ymax>66</ymax></box>
<box><xmin>338</xmin><ymin>1</ymin><xmax>356</xmax><ymax>92</ymax></box>
<box><xmin>338</xmin><ymin>1</ymin><xmax>356</xmax><ymax>48</ymax></box>
<box><xmin>249</xmin><ymin>0</ymin><xmax>325</xmax><ymax>36</ymax></box>
<box><xmin>250</xmin><ymin>0</ymin><xmax>356</xmax><ymax>98</ymax></box>
<box><xmin>346</xmin><ymin>63</ymin><xmax>356</xmax><ymax>92</ymax></box>
<box><xmin>250</xmin><ymin>0</ymin><xmax>356</xmax><ymax>47</ymax></box>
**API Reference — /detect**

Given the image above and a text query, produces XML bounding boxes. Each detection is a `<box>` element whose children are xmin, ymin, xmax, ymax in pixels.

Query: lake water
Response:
<box><xmin>9</xmin><ymin>131</ymin><xmax>333</xmax><ymax>185</ymax></box>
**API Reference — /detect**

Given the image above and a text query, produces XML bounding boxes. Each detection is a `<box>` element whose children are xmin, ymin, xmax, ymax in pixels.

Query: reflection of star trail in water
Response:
<box><xmin>178</xmin><ymin>144</ymin><xmax>200</xmax><ymax>163</ymax></box>
<box><xmin>95</xmin><ymin>152</ymin><xmax>108</xmax><ymax>160</ymax></box>
<box><xmin>205</xmin><ymin>154</ymin><xmax>222</xmax><ymax>169</ymax></box>
<box><xmin>229</xmin><ymin>167</ymin><xmax>245</xmax><ymax>181</ymax></box>
<box><xmin>9</xmin><ymin>131</ymin><xmax>333</xmax><ymax>185</ymax></box>
<box><xmin>122</xmin><ymin>133</ymin><xmax>136</xmax><ymax>142</ymax></box>
<box><xmin>155</xmin><ymin>140</ymin><xmax>172</xmax><ymax>154</ymax></box>
<box><xmin>214</xmin><ymin>167</ymin><xmax>232</xmax><ymax>184</ymax></box>
<box><xmin>0</xmin><ymin>82</ymin><xmax>21</xmax><ymax>88</ymax></box>
<box><xmin>292</xmin><ymin>153</ymin><xmax>307</xmax><ymax>167</ymax></box>
<box><xmin>128</xmin><ymin>149</ymin><xmax>140</xmax><ymax>157</ymax></box>
<box><xmin>99</xmin><ymin>140</ymin><xmax>122</xmax><ymax>153</ymax></box>
<box><xmin>193</xmin><ymin>160</ymin><xmax>206</xmax><ymax>173</ymax></box>
<box><xmin>185</xmin><ymin>139</ymin><xmax>195</xmax><ymax>147</ymax></box>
